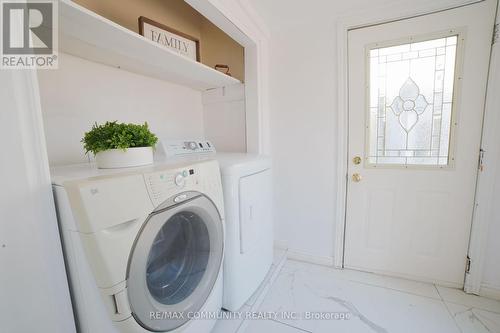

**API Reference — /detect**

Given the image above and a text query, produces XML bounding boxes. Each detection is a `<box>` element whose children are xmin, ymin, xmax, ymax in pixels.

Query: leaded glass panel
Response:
<box><xmin>367</xmin><ymin>35</ymin><xmax>458</xmax><ymax>166</ymax></box>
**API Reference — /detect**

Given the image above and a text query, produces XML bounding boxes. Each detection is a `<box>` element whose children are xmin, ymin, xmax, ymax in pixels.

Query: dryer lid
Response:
<box><xmin>216</xmin><ymin>153</ymin><xmax>272</xmax><ymax>177</ymax></box>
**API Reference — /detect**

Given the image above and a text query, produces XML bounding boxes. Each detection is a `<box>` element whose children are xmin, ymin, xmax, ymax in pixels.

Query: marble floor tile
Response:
<box><xmin>244</xmin><ymin>318</ymin><xmax>309</xmax><ymax>333</ymax></box>
<box><xmin>257</xmin><ymin>260</ymin><xmax>458</xmax><ymax>333</ymax></box>
<box><xmin>212</xmin><ymin>306</ymin><xmax>249</xmax><ymax>333</ymax></box>
<box><xmin>436</xmin><ymin>286</ymin><xmax>500</xmax><ymax>313</ymax></box>
<box><xmin>283</xmin><ymin>260</ymin><xmax>441</xmax><ymax>300</ymax></box>
<box><xmin>245</xmin><ymin>249</ymin><xmax>287</xmax><ymax>307</ymax></box>
<box><xmin>474</xmin><ymin>309</ymin><xmax>500</xmax><ymax>332</ymax></box>
<box><xmin>273</xmin><ymin>248</ymin><xmax>287</xmax><ymax>264</ymax></box>
<box><xmin>214</xmin><ymin>259</ymin><xmax>500</xmax><ymax>333</ymax></box>
<box><xmin>445</xmin><ymin>302</ymin><xmax>500</xmax><ymax>333</ymax></box>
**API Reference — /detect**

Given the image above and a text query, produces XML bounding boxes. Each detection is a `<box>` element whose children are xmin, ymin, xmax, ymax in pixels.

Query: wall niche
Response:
<box><xmin>74</xmin><ymin>0</ymin><xmax>245</xmax><ymax>82</ymax></box>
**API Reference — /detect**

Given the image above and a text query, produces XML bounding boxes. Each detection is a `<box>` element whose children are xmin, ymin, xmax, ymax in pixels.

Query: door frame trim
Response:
<box><xmin>334</xmin><ymin>0</ymin><xmax>487</xmax><ymax>271</ymax></box>
<box><xmin>465</xmin><ymin>5</ymin><xmax>500</xmax><ymax>295</ymax></box>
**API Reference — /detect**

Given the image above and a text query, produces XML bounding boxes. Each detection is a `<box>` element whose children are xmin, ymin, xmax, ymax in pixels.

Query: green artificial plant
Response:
<box><xmin>81</xmin><ymin>121</ymin><xmax>158</xmax><ymax>155</ymax></box>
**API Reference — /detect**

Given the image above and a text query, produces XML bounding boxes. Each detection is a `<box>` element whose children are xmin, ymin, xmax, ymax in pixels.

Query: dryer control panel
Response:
<box><xmin>160</xmin><ymin>139</ymin><xmax>216</xmax><ymax>158</ymax></box>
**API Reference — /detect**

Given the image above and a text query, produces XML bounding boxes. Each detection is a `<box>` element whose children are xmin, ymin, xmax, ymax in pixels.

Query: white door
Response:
<box><xmin>344</xmin><ymin>0</ymin><xmax>496</xmax><ymax>286</ymax></box>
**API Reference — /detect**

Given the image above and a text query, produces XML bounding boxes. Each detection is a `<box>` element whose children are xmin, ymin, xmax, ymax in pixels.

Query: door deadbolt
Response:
<box><xmin>353</xmin><ymin>156</ymin><xmax>362</xmax><ymax>165</ymax></box>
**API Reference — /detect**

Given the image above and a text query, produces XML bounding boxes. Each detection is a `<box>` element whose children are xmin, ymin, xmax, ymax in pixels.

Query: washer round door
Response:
<box><xmin>127</xmin><ymin>193</ymin><xmax>223</xmax><ymax>332</ymax></box>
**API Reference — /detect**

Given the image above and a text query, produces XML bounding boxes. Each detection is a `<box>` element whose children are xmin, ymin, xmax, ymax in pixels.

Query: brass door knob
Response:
<box><xmin>353</xmin><ymin>156</ymin><xmax>362</xmax><ymax>165</ymax></box>
<box><xmin>352</xmin><ymin>173</ymin><xmax>362</xmax><ymax>182</ymax></box>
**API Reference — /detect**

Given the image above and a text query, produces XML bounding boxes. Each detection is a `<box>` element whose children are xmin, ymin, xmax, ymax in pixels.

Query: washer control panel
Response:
<box><xmin>144</xmin><ymin>167</ymin><xmax>198</xmax><ymax>206</ymax></box>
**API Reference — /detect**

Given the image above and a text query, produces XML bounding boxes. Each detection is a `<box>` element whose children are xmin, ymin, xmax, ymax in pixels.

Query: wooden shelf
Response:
<box><xmin>59</xmin><ymin>0</ymin><xmax>241</xmax><ymax>91</ymax></box>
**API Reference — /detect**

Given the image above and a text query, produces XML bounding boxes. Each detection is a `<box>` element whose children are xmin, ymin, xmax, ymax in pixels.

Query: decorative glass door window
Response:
<box><xmin>367</xmin><ymin>34</ymin><xmax>460</xmax><ymax>166</ymax></box>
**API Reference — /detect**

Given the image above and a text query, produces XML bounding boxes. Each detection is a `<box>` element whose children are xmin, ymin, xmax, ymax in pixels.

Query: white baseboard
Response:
<box><xmin>274</xmin><ymin>239</ymin><xmax>288</xmax><ymax>250</ymax></box>
<box><xmin>479</xmin><ymin>284</ymin><xmax>500</xmax><ymax>301</ymax></box>
<box><xmin>273</xmin><ymin>240</ymin><xmax>334</xmax><ymax>267</ymax></box>
<box><xmin>286</xmin><ymin>249</ymin><xmax>334</xmax><ymax>267</ymax></box>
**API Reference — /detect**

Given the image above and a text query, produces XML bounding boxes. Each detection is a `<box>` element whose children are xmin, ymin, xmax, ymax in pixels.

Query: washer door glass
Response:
<box><xmin>146</xmin><ymin>211</ymin><xmax>209</xmax><ymax>305</ymax></box>
<box><xmin>127</xmin><ymin>194</ymin><xmax>223</xmax><ymax>332</ymax></box>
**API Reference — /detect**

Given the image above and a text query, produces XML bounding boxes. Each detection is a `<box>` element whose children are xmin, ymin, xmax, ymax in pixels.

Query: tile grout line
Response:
<box><xmin>269</xmin><ymin>318</ymin><xmax>313</xmax><ymax>333</ymax></box>
<box><xmin>435</xmin><ymin>284</ymin><xmax>465</xmax><ymax>333</ymax></box>
<box><xmin>434</xmin><ymin>284</ymin><xmax>445</xmax><ymax>302</ymax></box>
<box><xmin>238</xmin><ymin>258</ymin><xmax>500</xmax><ymax>333</ymax></box>
<box><xmin>235</xmin><ymin>251</ymin><xmax>288</xmax><ymax>333</ymax></box>
<box><xmin>433</xmin><ymin>284</ymin><xmax>500</xmax><ymax>315</ymax></box>
<box><xmin>348</xmin><ymin>279</ymin><xmax>443</xmax><ymax>302</ymax></box>
<box><xmin>288</xmin><ymin>259</ymin><xmax>500</xmax><ymax>314</ymax></box>
<box><xmin>289</xmin><ymin>259</ymin><xmax>500</xmax><ymax>313</ymax></box>
<box><xmin>443</xmin><ymin>300</ymin><xmax>500</xmax><ymax>315</ymax></box>
<box><xmin>471</xmin><ymin>309</ymin><xmax>500</xmax><ymax>330</ymax></box>
<box><xmin>443</xmin><ymin>300</ymin><xmax>497</xmax><ymax>333</ymax></box>
<box><xmin>286</xmin><ymin>260</ymin><xmax>446</xmax><ymax>302</ymax></box>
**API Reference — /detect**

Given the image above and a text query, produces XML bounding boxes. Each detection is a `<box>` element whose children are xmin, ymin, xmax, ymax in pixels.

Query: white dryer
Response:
<box><xmin>217</xmin><ymin>153</ymin><xmax>273</xmax><ymax>311</ymax></box>
<box><xmin>160</xmin><ymin>140</ymin><xmax>273</xmax><ymax>311</ymax></box>
<box><xmin>51</xmin><ymin>159</ymin><xmax>225</xmax><ymax>333</ymax></box>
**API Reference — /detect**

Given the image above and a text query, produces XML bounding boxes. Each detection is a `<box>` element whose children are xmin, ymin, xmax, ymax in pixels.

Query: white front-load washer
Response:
<box><xmin>51</xmin><ymin>159</ymin><xmax>224</xmax><ymax>333</ymax></box>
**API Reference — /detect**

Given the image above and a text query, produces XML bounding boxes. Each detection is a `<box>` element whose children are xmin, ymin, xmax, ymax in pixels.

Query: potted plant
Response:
<box><xmin>82</xmin><ymin>121</ymin><xmax>158</xmax><ymax>169</ymax></box>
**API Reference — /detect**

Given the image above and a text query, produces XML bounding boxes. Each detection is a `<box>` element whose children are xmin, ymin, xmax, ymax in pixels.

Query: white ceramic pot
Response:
<box><xmin>95</xmin><ymin>147</ymin><xmax>154</xmax><ymax>169</ymax></box>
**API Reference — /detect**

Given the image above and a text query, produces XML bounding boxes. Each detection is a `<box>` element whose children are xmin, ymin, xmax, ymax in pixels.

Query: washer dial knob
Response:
<box><xmin>174</xmin><ymin>173</ymin><xmax>185</xmax><ymax>187</ymax></box>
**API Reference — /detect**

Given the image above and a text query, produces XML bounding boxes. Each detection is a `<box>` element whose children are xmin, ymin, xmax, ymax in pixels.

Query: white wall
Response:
<box><xmin>38</xmin><ymin>53</ymin><xmax>205</xmax><ymax>166</ymax></box>
<box><xmin>249</xmin><ymin>0</ymin><xmax>404</xmax><ymax>262</ymax></box>
<box><xmin>202</xmin><ymin>84</ymin><xmax>247</xmax><ymax>153</ymax></box>
<box><xmin>249</xmin><ymin>0</ymin><xmax>500</xmax><ymax>275</ymax></box>
<box><xmin>265</xmin><ymin>22</ymin><xmax>338</xmax><ymax>261</ymax></box>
